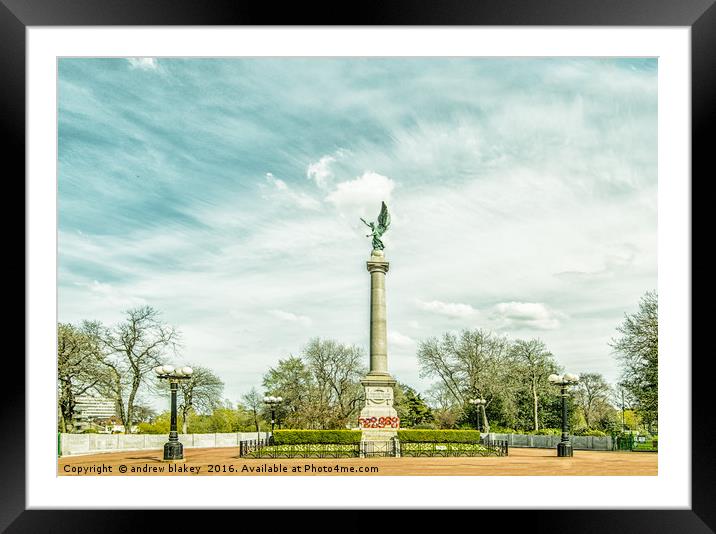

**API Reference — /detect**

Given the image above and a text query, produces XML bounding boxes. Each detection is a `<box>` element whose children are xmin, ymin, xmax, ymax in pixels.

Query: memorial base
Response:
<box><xmin>359</xmin><ymin>375</ymin><xmax>400</xmax><ymax>456</ymax></box>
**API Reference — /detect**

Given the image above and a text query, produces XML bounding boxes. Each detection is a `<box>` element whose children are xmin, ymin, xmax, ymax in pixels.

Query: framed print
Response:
<box><xmin>7</xmin><ymin>0</ymin><xmax>711</xmax><ymax>531</ymax></box>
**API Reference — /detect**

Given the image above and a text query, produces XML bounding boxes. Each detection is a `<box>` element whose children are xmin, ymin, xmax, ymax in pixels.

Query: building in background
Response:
<box><xmin>72</xmin><ymin>395</ymin><xmax>118</xmax><ymax>433</ymax></box>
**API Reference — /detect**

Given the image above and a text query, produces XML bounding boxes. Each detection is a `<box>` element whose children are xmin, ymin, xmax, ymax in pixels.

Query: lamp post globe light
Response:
<box><xmin>262</xmin><ymin>395</ymin><xmax>283</xmax><ymax>440</ymax></box>
<box><xmin>154</xmin><ymin>365</ymin><xmax>193</xmax><ymax>462</ymax></box>
<box><xmin>468</xmin><ymin>398</ymin><xmax>486</xmax><ymax>433</ymax></box>
<box><xmin>548</xmin><ymin>373</ymin><xmax>580</xmax><ymax>457</ymax></box>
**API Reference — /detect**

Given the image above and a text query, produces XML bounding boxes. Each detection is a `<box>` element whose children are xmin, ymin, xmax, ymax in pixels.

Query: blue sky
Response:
<box><xmin>58</xmin><ymin>57</ymin><xmax>657</xmax><ymax>406</ymax></box>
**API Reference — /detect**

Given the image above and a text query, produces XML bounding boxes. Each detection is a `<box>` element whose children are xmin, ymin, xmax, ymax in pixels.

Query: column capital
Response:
<box><xmin>367</xmin><ymin>259</ymin><xmax>389</xmax><ymax>274</ymax></box>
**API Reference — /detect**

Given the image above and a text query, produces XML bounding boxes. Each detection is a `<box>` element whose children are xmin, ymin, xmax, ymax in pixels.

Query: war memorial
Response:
<box><xmin>57</xmin><ymin>201</ymin><xmax>657</xmax><ymax>476</ymax></box>
<box><xmin>358</xmin><ymin>203</ymin><xmax>401</xmax><ymax>455</ymax></box>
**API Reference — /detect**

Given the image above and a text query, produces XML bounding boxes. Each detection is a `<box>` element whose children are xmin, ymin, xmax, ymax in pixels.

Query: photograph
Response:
<box><xmin>7</xmin><ymin>5</ymin><xmax>707</xmax><ymax>526</ymax></box>
<box><xmin>55</xmin><ymin>56</ymin><xmax>659</xmax><ymax>478</ymax></box>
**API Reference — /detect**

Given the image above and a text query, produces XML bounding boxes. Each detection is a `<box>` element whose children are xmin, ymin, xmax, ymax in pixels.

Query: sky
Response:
<box><xmin>57</xmin><ymin>57</ymin><xmax>657</xmax><ymax>407</ymax></box>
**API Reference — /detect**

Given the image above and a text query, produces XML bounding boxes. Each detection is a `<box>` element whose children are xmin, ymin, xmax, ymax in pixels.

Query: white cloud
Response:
<box><xmin>416</xmin><ymin>299</ymin><xmax>477</xmax><ymax>319</ymax></box>
<box><xmin>59</xmin><ymin>58</ymin><xmax>657</xmax><ymax>401</ymax></box>
<box><xmin>269</xmin><ymin>309</ymin><xmax>312</xmax><ymax>327</ymax></box>
<box><xmin>555</xmin><ymin>243</ymin><xmax>638</xmax><ymax>281</ymax></box>
<box><xmin>265</xmin><ymin>172</ymin><xmax>287</xmax><ymax>191</ymax></box>
<box><xmin>80</xmin><ymin>280</ymin><xmax>147</xmax><ymax>309</ymax></box>
<box><xmin>307</xmin><ymin>155</ymin><xmax>336</xmax><ymax>188</ymax></box>
<box><xmin>388</xmin><ymin>330</ymin><xmax>415</xmax><ymax>348</ymax></box>
<box><xmin>490</xmin><ymin>302</ymin><xmax>564</xmax><ymax>330</ymax></box>
<box><xmin>325</xmin><ymin>171</ymin><xmax>395</xmax><ymax>218</ymax></box>
<box><xmin>127</xmin><ymin>58</ymin><xmax>158</xmax><ymax>70</ymax></box>
<box><xmin>263</xmin><ymin>172</ymin><xmax>320</xmax><ymax>210</ymax></box>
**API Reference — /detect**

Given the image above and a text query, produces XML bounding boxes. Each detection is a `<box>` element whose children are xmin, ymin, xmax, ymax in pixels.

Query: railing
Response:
<box><xmin>239</xmin><ymin>441</ymin><xmax>359</xmax><ymax>459</ymax></box>
<box><xmin>238</xmin><ymin>438</ymin><xmax>508</xmax><ymax>458</ymax></box>
<box><xmin>401</xmin><ymin>439</ymin><xmax>508</xmax><ymax>457</ymax></box>
<box><xmin>614</xmin><ymin>435</ymin><xmax>658</xmax><ymax>452</ymax></box>
<box><xmin>361</xmin><ymin>439</ymin><xmax>398</xmax><ymax>458</ymax></box>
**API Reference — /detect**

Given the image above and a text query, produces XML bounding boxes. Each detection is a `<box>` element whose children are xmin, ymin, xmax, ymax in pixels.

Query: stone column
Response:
<box><xmin>367</xmin><ymin>250</ymin><xmax>390</xmax><ymax>377</ymax></box>
<box><xmin>359</xmin><ymin>249</ymin><xmax>399</xmax><ymax>447</ymax></box>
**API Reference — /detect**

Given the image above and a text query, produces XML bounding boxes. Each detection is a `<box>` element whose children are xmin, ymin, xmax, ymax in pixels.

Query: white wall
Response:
<box><xmin>59</xmin><ymin>432</ymin><xmax>266</xmax><ymax>456</ymax></box>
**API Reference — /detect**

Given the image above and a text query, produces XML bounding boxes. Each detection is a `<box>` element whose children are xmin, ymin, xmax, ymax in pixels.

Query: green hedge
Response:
<box><xmin>272</xmin><ymin>430</ymin><xmax>362</xmax><ymax>445</ymax></box>
<box><xmin>272</xmin><ymin>429</ymin><xmax>484</xmax><ymax>444</ymax></box>
<box><xmin>576</xmin><ymin>429</ymin><xmax>607</xmax><ymax>437</ymax></box>
<box><xmin>397</xmin><ymin>430</ymin><xmax>482</xmax><ymax>443</ymax></box>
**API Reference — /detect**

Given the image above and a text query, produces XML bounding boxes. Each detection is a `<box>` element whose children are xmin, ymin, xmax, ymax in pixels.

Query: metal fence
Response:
<box><xmin>361</xmin><ymin>439</ymin><xmax>398</xmax><ymax>458</ymax></box>
<box><xmin>614</xmin><ymin>435</ymin><xmax>658</xmax><ymax>452</ymax></box>
<box><xmin>401</xmin><ymin>439</ymin><xmax>508</xmax><ymax>457</ymax></box>
<box><xmin>238</xmin><ymin>438</ymin><xmax>508</xmax><ymax>459</ymax></box>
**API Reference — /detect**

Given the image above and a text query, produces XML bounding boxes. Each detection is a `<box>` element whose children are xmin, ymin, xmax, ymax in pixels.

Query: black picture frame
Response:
<box><xmin>6</xmin><ymin>1</ymin><xmax>710</xmax><ymax>531</ymax></box>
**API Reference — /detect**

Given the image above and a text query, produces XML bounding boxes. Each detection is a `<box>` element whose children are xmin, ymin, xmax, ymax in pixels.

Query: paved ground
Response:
<box><xmin>58</xmin><ymin>447</ymin><xmax>657</xmax><ymax>476</ymax></box>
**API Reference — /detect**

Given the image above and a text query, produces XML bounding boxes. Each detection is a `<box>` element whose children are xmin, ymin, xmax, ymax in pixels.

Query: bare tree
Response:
<box><xmin>174</xmin><ymin>365</ymin><xmax>224</xmax><ymax>433</ymax></box>
<box><xmin>510</xmin><ymin>338</ymin><xmax>559</xmax><ymax>431</ymax></box>
<box><xmin>86</xmin><ymin>306</ymin><xmax>179</xmax><ymax>433</ymax></box>
<box><xmin>131</xmin><ymin>403</ymin><xmax>158</xmax><ymax>424</ymax></box>
<box><xmin>241</xmin><ymin>387</ymin><xmax>264</xmax><ymax>432</ymax></box>
<box><xmin>303</xmin><ymin>338</ymin><xmax>366</xmax><ymax>429</ymax></box>
<box><xmin>574</xmin><ymin>373</ymin><xmax>613</xmax><ymax>429</ymax></box>
<box><xmin>57</xmin><ymin>323</ymin><xmax>106</xmax><ymax>432</ymax></box>
<box><xmin>417</xmin><ymin>329</ymin><xmax>516</xmax><ymax>433</ymax></box>
<box><xmin>425</xmin><ymin>382</ymin><xmax>461</xmax><ymax>429</ymax></box>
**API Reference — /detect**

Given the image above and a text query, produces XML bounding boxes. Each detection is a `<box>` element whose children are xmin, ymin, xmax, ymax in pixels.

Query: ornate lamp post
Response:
<box><xmin>154</xmin><ymin>365</ymin><xmax>193</xmax><ymax>462</ymax></box>
<box><xmin>263</xmin><ymin>395</ymin><xmax>283</xmax><ymax>441</ymax></box>
<box><xmin>548</xmin><ymin>373</ymin><xmax>580</xmax><ymax>457</ymax></box>
<box><xmin>468</xmin><ymin>398</ymin><xmax>486</xmax><ymax>433</ymax></box>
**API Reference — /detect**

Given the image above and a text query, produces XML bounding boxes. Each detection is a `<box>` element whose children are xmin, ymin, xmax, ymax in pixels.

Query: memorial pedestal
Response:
<box><xmin>359</xmin><ymin>249</ymin><xmax>399</xmax><ymax>454</ymax></box>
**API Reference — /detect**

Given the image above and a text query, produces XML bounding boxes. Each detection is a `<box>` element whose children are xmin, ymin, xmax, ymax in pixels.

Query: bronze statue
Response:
<box><xmin>361</xmin><ymin>201</ymin><xmax>391</xmax><ymax>251</ymax></box>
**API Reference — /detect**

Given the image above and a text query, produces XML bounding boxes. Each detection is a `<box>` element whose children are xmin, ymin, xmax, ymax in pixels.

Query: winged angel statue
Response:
<box><xmin>360</xmin><ymin>201</ymin><xmax>391</xmax><ymax>251</ymax></box>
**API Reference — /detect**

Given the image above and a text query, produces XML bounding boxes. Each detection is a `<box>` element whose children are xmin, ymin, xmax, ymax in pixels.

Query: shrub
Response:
<box><xmin>489</xmin><ymin>426</ymin><xmax>518</xmax><ymax>434</ymax></box>
<box><xmin>272</xmin><ymin>430</ymin><xmax>362</xmax><ymax>445</ymax></box>
<box><xmin>411</xmin><ymin>423</ymin><xmax>438</xmax><ymax>430</ymax></box>
<box><xmin>532</xmin><ymin>428</ymin><xmax>562</xmax><ymax>435</ymax></box>
<box><xmin>137</xmin><ymin>422</ymin><xmax>167</xmax><ymax>434</ymax></box>
<box><xmin>575</xmin><ymin>429</ymin><xmax>607</xmax><ymax>437</ymax></box>
<box><xmin>397</xmin><ymin>430</ymin><xmax>482</xmax><ymax>443</ymax></box>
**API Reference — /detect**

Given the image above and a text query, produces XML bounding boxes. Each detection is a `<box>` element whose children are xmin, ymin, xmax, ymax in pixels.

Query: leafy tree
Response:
<box><xmin>185</xmin><ymin>401</ymin><xmax>238</xmax><ymax>433</ymax></box>
<box><xmin>137</xmin><ymin>411</ymin><xmax>170</xmax><ymax>434</ymax></box>
<box><xmin>86</xmin><ymin>306</ymin><xmax>179</xmax><ymax>433</ymax></box>
<box><xmin>57</xmin><ymin>323</ymin><xmax>106</xmax><ymax>432</ymax></box>
<box><xmin>394</xmin><ymin>383</ymin><xmax>434</xmax><ymax>427</ymax></box>
<box><xmin>540</xmin><ymin>392</ymin><xmax>571</xmax><ymax>430</ymax></box>
<box><xmin>262</xmin><ymin>356</ymin><xmax>314</xmax><ymax>428</ymax></box>
<box><xmin>610</xmin><ymin>291</ymin><xmax>658</xmax><ymax>431</ymax></box>
<box><xmin>611</xmin><ymin>386</ymin><xmax>640</xmax><ymax>432</ymax></box>
<box><xmin>510</xmin><ymin>338</ymin><xmax>559</xmax><ymax>431</ymax></box>
<box><xmin>622</xmin><ymin>409</ymin><xmax>642</xmax><ymax>432</ymax></box>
